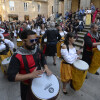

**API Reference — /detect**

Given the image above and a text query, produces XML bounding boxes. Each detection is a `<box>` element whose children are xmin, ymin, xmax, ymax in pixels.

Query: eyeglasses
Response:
<box><xmin>30</xmin><ymin>38</ymin><xmax>38</xmax><ymax>43</ymax></box>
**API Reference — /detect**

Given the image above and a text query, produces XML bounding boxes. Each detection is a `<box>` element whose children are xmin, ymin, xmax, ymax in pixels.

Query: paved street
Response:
<box><xmin>0</xmin><ymin>56</ymin><xmax>100</xmax><ymax>100</ymax></box>
<box><xmin>0</xmin><ymin>38</ymin><xmax>100</xmax><ymax>100</ymax></box>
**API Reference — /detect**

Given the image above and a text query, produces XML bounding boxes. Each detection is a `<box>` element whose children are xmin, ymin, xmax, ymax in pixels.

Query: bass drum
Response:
<box><xmin>31</xmin><ymin>73</ymin><xmax>59</xmax><ymax>100</ymax></box>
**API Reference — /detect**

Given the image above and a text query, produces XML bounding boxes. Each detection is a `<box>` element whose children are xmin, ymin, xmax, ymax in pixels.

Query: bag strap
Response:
<box><xmin>22</xmin><ymin>55</ymin><xmax>30</xmax><ymax>73</ymax></box>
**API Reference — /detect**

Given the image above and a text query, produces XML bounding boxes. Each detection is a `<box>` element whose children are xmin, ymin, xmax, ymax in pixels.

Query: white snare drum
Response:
<box><xmin>73</xmin><ymin>60</ymin><xmax>89</xmax><ymax>71</ymax></box>
<box><xmin>1</xmin><ymin>57</ymin><xmax>11</xmax><ymax>72</ymax></box>
<box><xmin>97</xmin><ymin>45</ymin><xmax>100</xmax><ymax>51</ymax></box>
<box><xmin>17</xmin><ymin>38</ymin><xmax>22</xmax><ymax>42</ymax></box>
<box><xmin>31</xmin><ymin>73</ymin><xmax>59</xmax><ymax>100</ymax></box>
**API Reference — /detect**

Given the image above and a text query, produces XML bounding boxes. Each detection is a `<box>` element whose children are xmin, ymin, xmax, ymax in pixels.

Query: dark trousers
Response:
<box><xmin>20</xmin><ymin>82</ymin><xmax>35</xmax><ymax>100</ymax></box>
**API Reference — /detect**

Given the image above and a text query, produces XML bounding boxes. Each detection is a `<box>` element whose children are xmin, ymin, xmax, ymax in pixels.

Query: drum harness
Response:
<box><xmin>21</xmin><ymin>47</ymin><xmax>61</xmax><ymax>82</ymax></box>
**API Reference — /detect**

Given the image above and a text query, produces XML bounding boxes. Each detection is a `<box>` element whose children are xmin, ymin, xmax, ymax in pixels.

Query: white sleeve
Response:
<box><xmin>0</xmin><ymin>33</ymin><xmax>4</xmax><ymax>39</ymax></box>
<box><xmin>4</xmin><ymin>39</ymin><xmax>14</xmax><ymax>50</ymax></box>
<box><xmin>14</xmin><ymin>30</ymin><xmax>17</xmax><ymax>37</ymax></box>
<box><xmin>0</xmin><ymin>28</ymin><xmax>5</xmax><ymax>34</ymax></box>
<box><xmin>61</xmin><ymin>48</ymin><xmax>78</xmax><ymax>64</ymax></box>
<box><xmin>64</xmin><ymin>31</ymin><xmax>67</xmax><ymax>35</ymax></box>
<box><xmin>0</xmin><ymin>43</ymin><xmax>6</xmax><ymax>52</ymax></box>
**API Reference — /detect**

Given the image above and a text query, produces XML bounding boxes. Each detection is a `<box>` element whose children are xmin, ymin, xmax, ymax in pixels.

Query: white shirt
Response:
<box><xmin>32</xmin><ymin>29</ymin><xmax>37</xmax><ymax>33</ymax></box>
<box><xmin>0</xmin><ymin>33</ymin><xmax>4</xmax><ymax>39</ymax></box>
<box><xmin>61</xmin><ymin>47</ymin><xmax>79</xmax><ymax>64</ymax></box>
<box><xmin>86</xmin><ymin>10</ymin><xmax>92</xmax><ymax>14</ymax></box>
<box><xmin>36</xmin><ymin>27</ymin><xmax>41</xmax><ymax>36</ymax></box>
<box><xmin>42</xmin><ymin>18</ymin><xmax>46</xmax><ymax>23</ymax></box>
<box><xmin>41</xmin><ymin>31</ymin><xmax>45</xmax><ymax>35</ymax></box>
<box><xmin>59</xmin><ymin>31</ymin><xmax>67</xmax><ymax>37</ymax></box>
<box><xmin>0</xmin><ymin>39</ymin><xmax>14</xmax><ymax>52</ymax></box>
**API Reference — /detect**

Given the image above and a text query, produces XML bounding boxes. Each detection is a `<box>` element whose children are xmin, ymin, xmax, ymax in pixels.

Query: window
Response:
<box><xmin>9</xmin><ymin>1</ymin><xmax>14</xmax><ymax>11</ymax></box>
<box><xmin>38</xmin><ymin>4</ymin><xmax>40</xmax><ymax>12</ymax></box>
<box><xmin>24</xmin><ymin>2</ymin><xmax>28</xmax><ymax>11</ymax></box>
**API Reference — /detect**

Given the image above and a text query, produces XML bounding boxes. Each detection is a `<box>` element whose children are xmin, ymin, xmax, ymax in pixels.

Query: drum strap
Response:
<box><xmin>22</xmin><ymin>55</ymin><xmax>30</xmax><ymax>73</ymax></box>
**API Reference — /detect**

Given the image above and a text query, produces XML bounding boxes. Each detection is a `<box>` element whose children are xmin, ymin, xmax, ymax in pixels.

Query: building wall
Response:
<box><xmin>48</xmin><ymin>0</ymin><xmax>54</xmax><ymax>17</ymax></box>
<box><xmin>92</xmin><ymin>0</ymin><xmax>100</xmax><ymax>9</ymax></box>
<box><xmin>80</xmin><ymin>0</ymin><xmax>91</xmax><ymax>9</ymax></box>
<box><xmin>59</xmin><ymin>1</ymin><xmax>64</xmax><ymax>16</ymax></box>
<box><xmin>0</xmin><ymin>0</ymin><xmax>48</xmax><ymax>21</ymax></box>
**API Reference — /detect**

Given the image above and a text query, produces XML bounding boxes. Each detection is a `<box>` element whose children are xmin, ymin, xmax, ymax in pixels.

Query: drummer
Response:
<box><xmin>7</xmin><ymin>29</ymin><xmax>52</xmax><ymax>100</ymax></box>
<box><xmin>0</xmin><ymin>36</ymin><xmax>14</xmax><ymax>55</ymax></box>
<box><xmin>60</xmin><ymin>33</ymin><xmax>81</xmax><ymax>94</ymax></box>
<box><xmin>82</xmin><ymin>24</ymin><xmax>100</xmax><ymax>75</ymax></box>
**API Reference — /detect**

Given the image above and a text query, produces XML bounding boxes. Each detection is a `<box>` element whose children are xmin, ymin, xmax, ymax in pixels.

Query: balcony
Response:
<box><xmin>34</xmin><ymin>0</ymin><xmax>47</xmax><ymax>2</ymax></box>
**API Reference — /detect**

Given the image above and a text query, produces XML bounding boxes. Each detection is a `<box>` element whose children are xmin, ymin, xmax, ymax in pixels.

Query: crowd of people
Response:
<box><xmin>0</xmin><ymin>2</ymin><xmax>100</xmax><ymax>100</ymax></box>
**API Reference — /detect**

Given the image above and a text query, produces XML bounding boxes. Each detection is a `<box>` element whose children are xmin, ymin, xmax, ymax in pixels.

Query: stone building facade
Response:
<box><xmin>58</xmin><ymin>0</ymin><xmax>100</xmax><ymax>16</ymax></box>
<box><xmin>0</xmin><ymin>0</ymin><xmax>100</xmax><ymax>21</ymax></box>
<box><xmin>0</xmin><ymin>0</ymin><xmax>48</xmax><ymax>21</ymax></box>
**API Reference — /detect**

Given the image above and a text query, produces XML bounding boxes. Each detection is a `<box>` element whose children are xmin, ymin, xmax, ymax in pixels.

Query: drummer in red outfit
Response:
<box><xmin>7</xmin><ymin>30</ymin><xmax>52</xmax><ymax>100</ymax></box>
<box><xmin>82</xmin><ymin>24</ymin><xmax>100</xmax><ymax>75</ymax></box>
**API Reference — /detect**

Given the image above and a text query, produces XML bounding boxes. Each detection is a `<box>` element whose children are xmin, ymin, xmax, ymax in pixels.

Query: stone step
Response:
<box><xmin>74</xmin><ymin>41</ymin><xmax>84</xmax><ymax>48</ymax></box>
<box><xmin>77</xmin><ymin>34</ymin><xmax>85</xmax><ymax>38</ymax></box>
<box><xmin>84</xmin><ymin>26</ymin><xmax>90</xmax><ymax>29</ymax></box>
<box><xmin>82</xmin><ymin>29</ymin><xmax>89</xmax><ymax>32</ymax></box>
<box><xmin>78</xmin><ymin>31</ymin><xmax>87</xmax><ymax>35</ymax></box>
<box><xmin>76</xmin><ymin>38</ymin><xmax>84</xmax><ymax>43</ymax></box>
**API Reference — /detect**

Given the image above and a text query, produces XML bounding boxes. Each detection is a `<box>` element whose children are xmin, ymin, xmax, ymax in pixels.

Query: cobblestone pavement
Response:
<box><xmin>0</xmin><ymin>38</ymin><xmax>100</xmax><ymax>100</ymax></box>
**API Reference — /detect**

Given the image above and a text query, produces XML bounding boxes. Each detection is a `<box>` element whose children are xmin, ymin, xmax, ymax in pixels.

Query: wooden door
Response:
<box><xmin>91</xmin><ymin>0</ymin><xmax>100</xmax><ymax>9</ymax></box>
<box><xmin>71</xmin><ymin>0</ymin><xmax>79</xmax><ymax>12</ymax></box>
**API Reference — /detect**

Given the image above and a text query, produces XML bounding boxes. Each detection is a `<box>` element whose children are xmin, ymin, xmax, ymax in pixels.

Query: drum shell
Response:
<box><xmin>17</xmin><ymin>41</ymin><xmax>23</xmax><ymax>47</ymax></box>
<box><xmin>1</xmin><ymin>63</ymin><xmax>9</xmax><ymax>73</ymax></box>
<box><xmin>30</xmin><ymin>89</ymin><xmax>59</xmax><ymax>100</ymax></box>
<box><xmin>72</xmin><ymin>66</ymin><xmax>88</xmax><ymax>90</ymax></box>
<box><xmin>0</xmin><ymin>51</ymin><xmax>12</xmax><ymax>73</ymax></box>
<box><xmin>89</xmin><ymin>48</ymin><xmax>100</xmax><ymax>74</ymax></box>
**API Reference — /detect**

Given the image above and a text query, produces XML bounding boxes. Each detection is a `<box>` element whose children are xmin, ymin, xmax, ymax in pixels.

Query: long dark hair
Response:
<box><xmin>64</xmin><ymin>32</ymin><xmax>75</xmax><ymax>52</ymax></box>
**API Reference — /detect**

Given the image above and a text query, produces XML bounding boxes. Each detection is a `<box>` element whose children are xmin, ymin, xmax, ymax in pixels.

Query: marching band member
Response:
<box><xmin>7</xmin><ymin>30</ymin><xmax>52</xmax><ymax>100</ymax></box>
<box><xmin>60</xmin><ymin>33</ymin><xmax>80</xmax><ymax>94</ymax></box>
<box><xmin>0</xmin><ymin>36</ymin><xmax>14</xmax><ymax>54</ymax></box>
<box><xmin>82</xmin><ymin>24</ymin><xmax>100</xmax><ymax>75</ymax></box>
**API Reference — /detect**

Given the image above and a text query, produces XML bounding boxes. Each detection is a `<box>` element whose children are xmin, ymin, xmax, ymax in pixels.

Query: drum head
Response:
<box><xmin>73</xmin><ymin>60</ymin><xmax>89</xmax><ymax>70</ymax></box>
<box><xmin>97</xmin><ymin>45</ymin><xmax>100</xmax><ymax>51</ymax></box>
<box><xmin>44</xmin><ymin>39</ymin><xmax>47</xmax><ymax>43</ymax></box>
<box><xmin>2</xmin><ymin>57</ymin><xmax>11</xmax><ymax>65</ymax></box>
<box><xmin>17</xmin><ymin>38</ymin><xmax>22</xmax><ymax>42</ymax></box>
<box><xmin>31</xmin><ymin>73</ymin><xmax>59</xmax><ymax>100</ymax></box>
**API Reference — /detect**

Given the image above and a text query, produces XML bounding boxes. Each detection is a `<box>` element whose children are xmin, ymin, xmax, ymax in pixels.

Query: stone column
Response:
<box><xmin>53</xmin><ymin>0</ymin><xmax>59</xmax><ymax>16</ymax></box>
<box><xmin>80</xmin><ymin>0</ymin><xmax>91</xmax><ymax>9</ymax></box>
<box><xmin>64</xmin><ymin>0</ymin><xmax>68</xmax><ymax>15</ymax></box>
<box><xmin>59</xmin><ymin>1</ymin><xmax>64</xmax><ymax>16</ymax></box>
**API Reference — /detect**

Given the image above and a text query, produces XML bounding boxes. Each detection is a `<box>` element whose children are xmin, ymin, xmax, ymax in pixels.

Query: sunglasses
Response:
<box><xmin>30</xmin><ymin>38</ymin><xmax>38</xmax><ymax>43</ymax></box>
